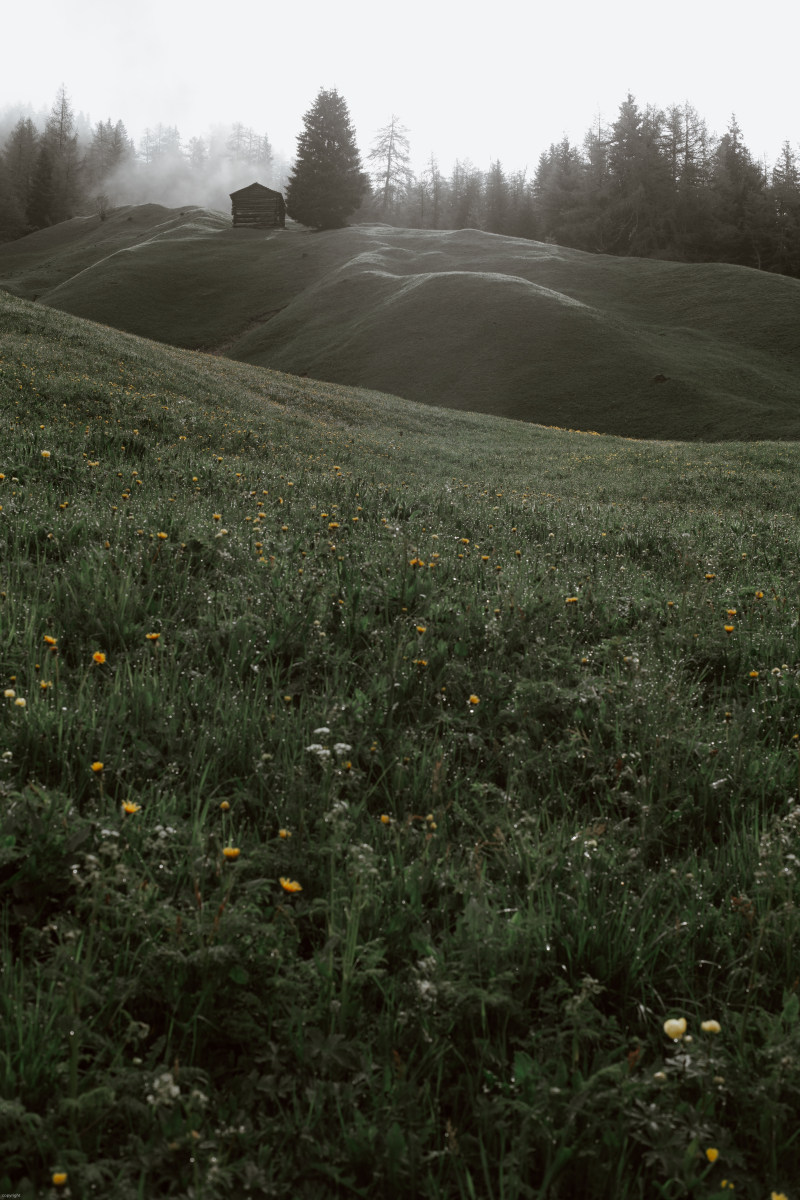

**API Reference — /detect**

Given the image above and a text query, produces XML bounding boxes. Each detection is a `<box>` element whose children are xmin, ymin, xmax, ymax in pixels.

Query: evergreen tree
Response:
<box><xmin>710</xmin><ymin>116</ymin><xmax>770</xmax><ymax>267</ymax></box>
<box><xmin>27</xmin><ymin>144</ymin><xmax>56</xmax><ymax>228</ymax></box>
<box><xmin>532</xmin><ymin>138</ymin><xmax>588</xmax><ymax>247</ymax></box>
<box><xmin>768</xmin><ymin>141</ymin><xmax>800</xmax><ymax>275</ymax></box>
<box><xmin>484</xmin><ymin>160</ymin><xmax>510</xmax><ymax>234</ymax></box>
<box><xmin>2</xmin><ymin>117</ymin><xmax>39</xmax><ymax>229</ymax></box>
<box><xmin>285</xmin><ymin>88</ymin><xmax>369</xmax><ymax>229</ymax></box>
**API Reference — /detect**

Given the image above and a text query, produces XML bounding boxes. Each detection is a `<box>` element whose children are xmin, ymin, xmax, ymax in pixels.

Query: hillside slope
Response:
<box><xmin>1</xmin><ymin>207</ymin><xmax>799</xmax><ymax>440</ymax></box>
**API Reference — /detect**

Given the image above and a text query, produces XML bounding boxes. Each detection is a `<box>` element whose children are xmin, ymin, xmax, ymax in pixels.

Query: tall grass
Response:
<box><xmin>1</xmin><ymin>292</ymin><xmax>799</xmax><ymax>1199</ymax></box>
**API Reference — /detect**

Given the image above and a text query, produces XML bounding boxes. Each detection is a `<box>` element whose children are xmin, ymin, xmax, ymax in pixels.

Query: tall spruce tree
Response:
<box><xmin>285</xmin><ymin>88</ymin><xmax>368</xmax><ymax>229</ymax></box>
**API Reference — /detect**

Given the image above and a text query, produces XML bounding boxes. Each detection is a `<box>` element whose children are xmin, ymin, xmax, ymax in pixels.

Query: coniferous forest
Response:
<box><xmin>1</xmin><ymin>85</ymin><xmax>800</xmax><ymax>277</ymax></box>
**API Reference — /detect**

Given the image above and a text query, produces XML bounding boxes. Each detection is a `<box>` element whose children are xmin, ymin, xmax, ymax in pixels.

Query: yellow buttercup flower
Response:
<box><xmin>279</xmin><ymin>877</ymin><xmax>302</xmax><ymax>893</ymax></box>
<box><xmin>222</xmin><ymin>847</ymin><xmax>240</xmax><ymax>860</ymax></box>
<box><xmin>52</xmin><ymin>1174</ymin><xmax>67</xmax><ymax>1187</ymax></box>
<box><xmin>705</xmin><ymin>1147</ymin><xmax>719</xmax><ymax>1163</ymax></box>
<box><xmin>663</xmin><ymin>1017</ymin><xmax>687</xmax><ymax>1039</ymax></box>
<box><xmin>468</xmin><ymin>694</ymin><xmax>480</xmax><ymax>705</ymax></box>
<box><xmin>91</xmin><ymin>761</ymin><xmax>104</xmax><ymax>773</ymax></box>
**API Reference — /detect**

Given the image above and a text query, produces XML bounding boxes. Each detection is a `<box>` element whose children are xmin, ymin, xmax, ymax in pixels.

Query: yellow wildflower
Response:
<box><xmin>222</xmin><ymin>847</ymin><xmax>240</xmax><ymax>860</ymax></box>
<box><xmin>279</xmin><ymin>877</ymin><xmax>302</xmax><ymax>893</ymax></box>
<box><xmin>705</xmin><ymin>1148</ymin><xmax>719</xmax><ymax>1163</ymax></box>
<box><xmin>701</xmin><ymin>1019</ymin><xmax>721</xmax><ymax>1034</ymax></box>
<box><xmin>663</xmin><ymin>1017</ymin><xmax>687</xmax><ymax>1039</ymax></box>
<box><xmin>122</xmin><ymin>801</ymin><xmax>141</xmax><ymax>815</ymax></box>
<box><xmin>91</xmin><ymin>761</ymin><xmax>104</xmax><ymax>773</ymax></box>
<box><xmin>92</xmin><ymin>651</ymin><xmax>107</xmax><ymax>664</ymax></box>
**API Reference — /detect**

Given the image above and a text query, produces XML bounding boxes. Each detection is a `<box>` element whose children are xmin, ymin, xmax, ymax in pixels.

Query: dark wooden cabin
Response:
<box><xmin>229</xmin><ymin>183</ymin><xmax>285</xmax><ymax>229</ymax></box>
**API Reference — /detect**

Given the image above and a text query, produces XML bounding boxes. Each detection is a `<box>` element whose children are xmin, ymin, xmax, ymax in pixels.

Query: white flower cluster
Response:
<box><xmin>146</xmin><ymin>1071</ymin><xmax>180</xmax><ymax>1108</ymax></box>
<box><xmin>306</xmin><ymin>728</ymin><xmax>352</xmax><ymax>765</ymax></box>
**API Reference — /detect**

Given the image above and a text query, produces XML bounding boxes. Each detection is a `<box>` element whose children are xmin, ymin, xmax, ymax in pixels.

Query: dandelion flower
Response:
<box><xmin>157</xmin><ymin>532</ymin><xmax>168</xmax><ymax>540</ymax></box>
<box><xmin>122</xmin><ymin>801</ymin><xmax>141</xmax><ymax>814</ymax></box>
<box><xmin>222</xmin><ymin>847</ymin><xmax>240</xmax><ymax>860</ymax></box>
<box><xmin>565</xmin><ymin>596</ymin><xmax>579</xmax><ymax>604</ymax></box>
<box><xmin>380</xmin><ymin>814</ymin><xmax>391</xmax><ymax>825</ymax></box>
<box><xmin>663</xmin><ymin>1017</ymin><xmax>687</xmax><ymax>1039</ymax></box>
<box><xmin>755</xmin><ymin>590</ymin><xmax>764</xmax><ymax>599</ymax></box>
<box><xmin>14</xmin><ymin>697</ymin><xmax>26</xmax><ymax>708</ymax></box>
<box><xmin>145</xmin><ymin>632</ymin><xmax>160</xmax><ymax>641</ymax></box>
<box><xmin>416</xmin><ymin>625</ymin><xmax>427</xmax><ymax>634</ymax></box>
<box><xmin>52</xmin><ymin>1174</ymin><xmax>67</xmax><ymax>1187</ymax></box>
<box><xmin>212</xmin><ymin>513</ymin><xmax>221</xmax><ymax>520</ymax></box>
<box><xmin>705</xmin><ymin>573</ymin><xmax>716</xmax><ymax>580</ymax></box>
<box><xmin>724</xmin><ymin>625</ymin><xmax>734</xmax><ymax>634</ymax></box>
<box><xmin>91</xmin><ymin>761</ymin><xmax>104</xmax><ymax>773</ymax></box>
<box><xmin>468</xmin><ymin>694</ymin><xmax>480</xmax><ymax>705</ymax></box>
<box><xmin>40</xmin><ymin>680</ymin><xmax>52</xmax><ymax>690</ymax></box>
<box><xmin>44</xmin><ymin>635</ymin><xmax>57</xmax><ymax>646</ymax></box>
<box><xmin>701</xmin><ymin>1019</ymin><xmax>721</xmax><ymax>1034</ymax></box>
<box><xmin>279</xmin><ymin>876</ymin><xmax>302</xmax><ymax>893</ymax></box>
<box><xmin>41</xmin><ymin>450</ymin><xmax>51</xmax><ymax>459</ymax></box>
<box><xmin>219</xmin><ymin>800</ymin><xmax>231</xmax><ymax>811</ymax></box>
<box><xmin>749</xmin><ymin>670</ymin><xmax>759</xmax><ymax>679</ymax></box>
<box><xmin>705</xmin><ymin>1148</ymin><xmax>719</xmax><ymax>1163</ymax></box>
<box><xmin>278</xmin><ymin>827</ymin><xmax>291</xmax><ymax>838</ymax></box>
<box><xmin>92</xmin><ymin>651</ymin><xmax>107</xmax><ymax>664</ymax></box>
<box><xmin>3</xmin><ymin>688</ymin><xmax>15</xmax><ymax>699</ymax></box>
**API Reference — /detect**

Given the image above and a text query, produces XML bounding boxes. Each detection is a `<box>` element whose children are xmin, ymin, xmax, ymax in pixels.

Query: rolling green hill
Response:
<box><xmin>2</xmin><ymin>205</ymin><xmax>799</xmax><ymax>441</ymax></box>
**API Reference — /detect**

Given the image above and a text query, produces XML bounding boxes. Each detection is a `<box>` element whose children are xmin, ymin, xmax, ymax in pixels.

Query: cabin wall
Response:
<box><xmin>231</xmin><ymin>197</ymin><xmax>285</xmax><ymax>228</ymax></box>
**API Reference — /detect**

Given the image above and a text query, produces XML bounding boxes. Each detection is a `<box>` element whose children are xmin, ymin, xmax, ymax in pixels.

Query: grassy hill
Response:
<box><xmin>2</xmin><ymin>290</ymin><xmax>800</xmax><ymax>1199</ymax></box>
<box><xmin>2</xmin><ymin>206</ymin><xmax>800</xmax><ymax>441</ymax></box>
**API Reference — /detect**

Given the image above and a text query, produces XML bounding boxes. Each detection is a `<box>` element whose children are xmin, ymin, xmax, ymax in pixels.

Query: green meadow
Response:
<box><xmin>1</xmin><ymin>281</ymin><xmax>799</xmax><ymax>1200</ymax></box>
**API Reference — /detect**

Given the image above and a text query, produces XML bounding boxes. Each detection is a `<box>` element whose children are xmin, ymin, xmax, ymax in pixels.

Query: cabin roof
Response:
<box><xmin>229</xmin><ymin>182</ymin><xmax>284</xmax><ymax>201</ymax></box>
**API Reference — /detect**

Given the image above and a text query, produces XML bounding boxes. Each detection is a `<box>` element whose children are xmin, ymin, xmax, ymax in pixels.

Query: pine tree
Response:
<box><xmin>285</xmin><ymin>88</ymin><xmax>369</xmax><ymax>229</ymax></box>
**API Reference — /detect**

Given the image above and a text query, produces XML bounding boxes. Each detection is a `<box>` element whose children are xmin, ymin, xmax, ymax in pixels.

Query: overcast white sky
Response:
<box><xmin>3</xmin><ymin>0</ymin><xmax>797</xmax><ymax>173</ymax></box>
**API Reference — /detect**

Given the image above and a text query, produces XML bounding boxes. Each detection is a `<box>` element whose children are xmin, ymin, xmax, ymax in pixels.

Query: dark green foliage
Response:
<box><xmin>285</xmin><ymin>88</ymin><xmax>369</xmax><ymax>229</ymax></box>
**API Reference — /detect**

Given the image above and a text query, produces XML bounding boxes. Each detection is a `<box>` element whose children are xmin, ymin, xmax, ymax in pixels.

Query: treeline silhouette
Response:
<box><xmin>2</xmin><ymin>87</ymin><xmax>799</xmax><ymax>278</ymax></box>
<box><xmin>365</xmin><ymin>96</ymin><xmax>800</xmax><ymax>277</ymax></box>
<box><xmin>0</xmin><ymin>86</ymin><xmax>288</xmax><ymax>239</ymax></box>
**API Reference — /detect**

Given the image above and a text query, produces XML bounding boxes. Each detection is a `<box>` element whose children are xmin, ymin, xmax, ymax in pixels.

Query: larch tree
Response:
<box><xmin>367</xmin><ymin>115</ymin><xmax>413</xmax><ymax>218</ymax></box>
<box><xmin>285</xmin><ymin>88</ymin><xmax>369</xmax><ymax>229</ymax></box>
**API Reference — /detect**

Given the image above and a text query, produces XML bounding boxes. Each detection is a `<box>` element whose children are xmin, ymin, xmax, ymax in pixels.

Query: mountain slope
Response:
<box><xmin>1</xmin><ymin>209</ymin><xmax>799</xmax><ymax>440</ymax></box>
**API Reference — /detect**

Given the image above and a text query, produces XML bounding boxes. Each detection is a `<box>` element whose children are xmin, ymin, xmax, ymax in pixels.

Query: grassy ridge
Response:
<box><xmin>3</xmin><ymin>209</ymin><xmax>800</xmax><ymax>441</ymax></box>
<box><xmin>1</xmin><ymin>291</ymin><xmax>800</xmax><ymax>1199</ymax></box>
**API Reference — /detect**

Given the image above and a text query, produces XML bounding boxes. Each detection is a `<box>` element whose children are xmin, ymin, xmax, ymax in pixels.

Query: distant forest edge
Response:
<box><xmin>2</xmin><ymin>85</ymin><xmax>799</xmax><ymax>277</ymax></box>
